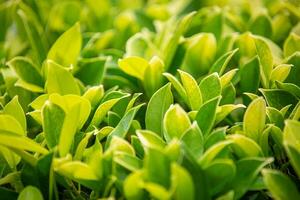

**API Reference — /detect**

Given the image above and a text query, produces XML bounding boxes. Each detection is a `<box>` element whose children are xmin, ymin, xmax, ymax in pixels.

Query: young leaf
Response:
<box><xmin>178</xmin><ymin>70</ymin><xmax>202</xmax><ymax>110</ymax></box>
<box><xmin>240</xmin><ymin>56</ymin><xmax>260</xmax><ymax>94</ymax></box>
<box><xmin>118</xmin><ymin>56</ymin><xmax>148</xmax><ymax>80</ymax></box>
<box><xmin>3</xmin><ymin>96</ymin><xmax>26</xmax><ymax>133</ymax></box>
<box><xmin>145</xmin><ymin>83</ymin><xmax>173</xmax><ymax>136</ymax></box>
<box><xmin>209</xmin><ymin>48</ymin><xmax>239</xmax><ymax>75</ymax></box>
<box><xmin>195</xmin><ymin>96</ymin><xmax>221</xmax><ymax>136</ymax></box>
<box><xmin>171</xmin><ymin>163</ymin><xmax>195</xmax><ymax>200</ymax></box>
<box><xmin>243</xmin><ymin>97</ymin><xmax>266</xmax><ymax>142</ymax></box>
<box><xmin>163</xmin><ymin>104</ymin><xmax>191</xmax><ymax>142</ymax></box>
<box><xmin>47</xmin><ymin>22</ymin><xmax>82</xmax><ymax>67</ymax></box>
<box><xmin>253</xmin><ymin>36</ymin><xmax>273</xmax><ymax>88</ymax></box>
<box><xmin>199</xmin><ymin>73</ymin><xmax>221</xmax><ymax>103</ymax></box>
<box><xmin>144</xmin><ymin>56</ymin><xmax>164</xmax><ymax>97</ymax></box>
<box><xmin>181</xmin><ymin>122</ymin><xmax>204</xmax><ymax>158</ymax></box>
<box><xmin>106</xmin><ymin>104</ymin><xmax>144</xmax><ymax>148</ymax></box>
<box><xmin>45</xmin><ymin>60</ymin><xmax>80</xmax><ymax>95</ymax></box>
<box><xmin>262</xmin><ymin>169</ymin><xmax>300</xmax><ymax>200</ymax></box>
<box><xmin>18</xmin><ymin>186</ymin><xmax>43</xmax><ymax>200</ymax></box>
<box><xmin>284</xmin><ymin>33</ymin><xmax>300</xmax><ymax>58</ymax></box>
<box><xmin>7</xmin><ymin>57</ymin><xmax>44</xmax><ymax>88</ymax></box>
<box><xmin>136</xmin><ymin>130</ymin><xmax>166</xmax><ymax>150</ymax></box>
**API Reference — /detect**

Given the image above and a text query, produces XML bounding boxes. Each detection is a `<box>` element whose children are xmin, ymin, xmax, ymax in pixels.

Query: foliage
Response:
<box><xmin>0</xmin><ymin>0</ymin><xmax>300</xmax><ymax>199</ymax></box>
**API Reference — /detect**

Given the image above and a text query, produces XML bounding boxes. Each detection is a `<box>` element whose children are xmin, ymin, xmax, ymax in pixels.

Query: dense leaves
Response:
<box><xmin>0</xmin><ymin>0</ymin><xmax>300</xmax><ymax>200</ymax></box>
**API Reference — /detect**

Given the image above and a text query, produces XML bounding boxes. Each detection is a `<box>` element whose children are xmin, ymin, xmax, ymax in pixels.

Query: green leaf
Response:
<box><xmin>227</xmin><ymin>134</ymin><xmax>263</xmax><ymax>158</ymax></box>
<box><xmin>178</xmin><ymin>70</ymin><xmax>202</xmax><ymax>110</ymax></box>
<box><xmin>7</xmin><ymin>57</ymin><xmax>44</xmax><ymax>88</ymax></box>
<box><xmin>163</xmin><ymin>104</ymin><xmax>191</xmax><ymax>142</ymax></box>
<box><xmin>199</xmin><ymin>140</ymin><xmax>232</xmax><ymax>168</ymax></box>
<box><xmin>195</xmin><ymin>96</ymin><xmax>221</xmax><ymax>136</ymax></box>
<box><xmin>47</xmin><ymin>22</ymin><xmax>81</xmax><ymax>67</ymax></box>
<box><xmin>182</xmin><ymin>33</ymin><xmax>217</xmax><ymax>76</ymax></box>
<box><xmin>124</xmin><ymin>171</ymin><xmax>146</xmax><ymax>200</ymax></box>
<box><xmin>215</xmin><ymin>104</ymin><xmax>245</xmax><ymax>124</ymax></box>
<box><xmin>0</xmin><ymin>115</ymin><xmax>24</xmax><ymax>136</ymax></box>
<box><xmin>260</xmin><ymin>89</ymin><xmax>298</xmax><ymax>110</ymax></box>
<box><xmin>276</xmin><ymin>81</ymin><xmax>300</xmax><ymax>99</ymax></box>
<box><xmin>75</xmin><ymin>57</ymin><xmax>107</xmax><ymax>86</ymax></box>
<box><xmin>88</xmin><ymin>94</ymin><xmax>128</xmax><ymax>131</ymax></box>
<box><xmin>209</xmin><ymin>48</ymin><xmax>239</xmax><ymax>75</ymax></box>
<box><xmin>0</xmin><ymin>132</ymin><xmax>48</xmax><ymax>154</ymax></box>
<box><xmin>181</xmin><ymin>122</ymin><xmax>204</xmax><ymax>158</ymax></box>
<box><xmin>270</xmin><ymin>64</ymin><xmax>292</xmax><ymax>84</ymax></box>
<box><xmin>262</xmin><ymin>169</ymin><xmax>300</xmax><ymax>200</ymax></box>
<box><xmin>3</xmin><ymin>96</ymin><xmax>26</xmax><ymax>133</ymax></box>
<box><xmin>18</xmin><ymin>186</ymin><xmax>43</xmax><ymax>200</ymax></box>
<box><xmin>284</xmin><ymin>33</ymin><xmax>300</xmax><ymax>58</ymax></box>
<box><xmin>83</xmin><ymin>85</ymin><xmax>104</xmax><ymax>109</ymax></box>
<box><xmin>42</xmin><ymin>101</ymin><xmax>65</xmax><ymax>149</ymax></box>
<box><xmin>118</xmin><ymin>56</ymin><xmax>148</xmax><ymax>80</ymax></box>
<box><xmin>144</xmin><ymin>147</ymin><xmax>170</xmax><ymax>189</ymax></box>
<box><xmin>220</xmin><ymin>69</ymin><xmax>238</xmax><ymax>88</ymax></box>
<box><xmin>145</xmin><ymin>84</ymin><xmax>173</xmax><ymax>136</ymax></box>
<box><xmin>106</xmin><ymin>104</ymin><xmax>144</xmax><ymax>148</ymax></box>
<box><xmin>249</xmin><ymin>13</ymin><xmax>272</xmax><ymax>38</ymax></box>
<box><xmin>243</xmin><ymin>97</ymin><xmax>266</xmax><ymax>142</ymax></box>
<box><xmin>199</xmin><ymin>73</ymin><xmax>221</xmax><ymax>103</ymax></box>
<box><xmin>232</xmin><ymin>157</ymin><xmax>273</xmax><ymax>199</ymax></box>
<box><xmin>136</xmin><ymin>130</ymin><xmax>166</xmax><ymax>150</ymax></box>
<box><xmin>144</xmin><ymin>56</ymin><xmax>164</xmax><ymax>97</ymax></box>
<box><xmin>45</xmin><ymin>60</ymin><xmax>80</xmax><ymax>95</ymax></box>
<box><xmin>253</xmin><ymin>36</ymin><xmax>273</xmax><ymax>88</ymax></box>
<box><xmin>205</xmin><ymin>159</ymin><xmax>236</xmax><ymax>196</ymax></box>
<box><xmin>240</xmin><ymin>56</ymin><xmax>260</xmax><ymax>94</ymax></box>
<box><xmin>171</xmin><ymin>163</ymin><xmax>195</xmax><ymax>200</ymax></box>
<box><xmin>163</xmin><ymin>72</ymin><xmax>188</xmax><ymax>103</ymax></box>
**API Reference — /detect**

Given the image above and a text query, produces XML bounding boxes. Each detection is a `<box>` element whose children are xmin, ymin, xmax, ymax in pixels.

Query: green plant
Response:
<box><xmin>0</xmin><ymin>0</ymin><xmax>300</xmax><ymax>199</ymax></box>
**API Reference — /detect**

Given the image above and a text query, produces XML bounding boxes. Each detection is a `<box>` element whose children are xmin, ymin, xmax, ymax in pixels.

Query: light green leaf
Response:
<box><xmin>284</xmin><ymin>33</ymin><xmax>300</xmax><ymax>58</ymax></box>
<box><xmin>144</xmin><ymin>56</ymin><xmax>164</xmax><ymax>97</ymax></box>
<box><xmin>136</xmin><ymin>130</ymin><xmax>166</xmax><ymax>150</ymax></box>
<box><xmin>199</xmin><ymin>140</ymin><xmax>232</xmax><ymax>168</ymax></box>
<box><xmin>178</xmin><ymin>70</ymin><xmax>202</xmax><ymax>110</ymax></box>
<box><xmin>118</xmin><ymin>56</ymin><xmax>148</xmax><ymax>80</ymax></box>
<box><xmin>253</xmin><ymin>36</ymin><xmax>273</xmax><ymax>88</ymax></box>
<box><xmin>124</xmin><ymin>171</ymin><xmax>146</xmax><ymax>200</ymax></box>
<box><xmin>144</xmin><ymin>147</ymin><xmax>170</xmax><ymax>189</ymax></box>
<box><xmin>0</xmin><ymin>115</ymin><xmax>24</xmax><ymax>136</ymax></box>
<box><xmin>45</xmin><ymin>60</ymin><xmax>80</xmax><ymax>95</ymax></box>
<box><xmin>47</xmin><ymin>22</ymin><xmax>81</xmax><ymax>67</ymax></box>
<box><xmin>145</xmin><ymin>84</ymin><xmax>173</xmax><ymax>136</ymax></box>
<box><xmin>209</xmin><ymin>48</ymin><xmax>239</xmax><ymax>75</ymax></box>
<box><xmin>262</xmin><ymin>169</ymin><xmax>300</xmax><ymax>200</ymax></box>
<box><xmin>220</xmin><ymin>69</ymin><xmax>238</xmax><ymax>88</ymax></box>
<box><xmin>215</xmin><ymin>104</ymin><xmax>245</xmax><ymax>124</ymax></box>
<box><xmin>88</xmin><ymin>95</ymin><xmax>127</xmax><ymax>131</ymax></box>
<box><xmin>181</xmin><ymin>122</ymin><xmax>204</xmax><ymax>158</ymax></box>
<box><xmin>243</xmin><ymin>97</ymin><xmax>266</xmax><ymax>142</ymax></box>
<box><xmin>18</xmin><ymin>186</ymin><xmax>43</xmax><ymax>200</ymax></box>
<box><xmin>106</xmin><ymin>104</ymin><xmax>144</xmax><ymax>148</ymax></box>
<box><xmin>163</xmin><ymin>104</ymin><xmax>191</xmax><ymax>142</ymax></box>
<box><xmin>227</xmin><ymin>134</ymin><xmax>263</xmax><ymax>158</ymax></box>
<box><xmin>270</xmin><ymin>64</ymin><xmax>292</xmax><ymax>84</ymax></box>
<box><xmin>3</xmin><ymin>96</ymin><xmax>26</xmax><ymax>133</ymax></box>
<box><xmin>199</xmin><ymin>73</ymin><xmax>221</xmax><ymax>103</ymax></box>
<box><xmin>163</xmin><ymin>73</ymin><xmax>187</xmax><ymax>103</ymax></box>
<box><xmin>171</xmin><ymin>163</ymin><xmax>195</xmax><ymax>200</ymax></box>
